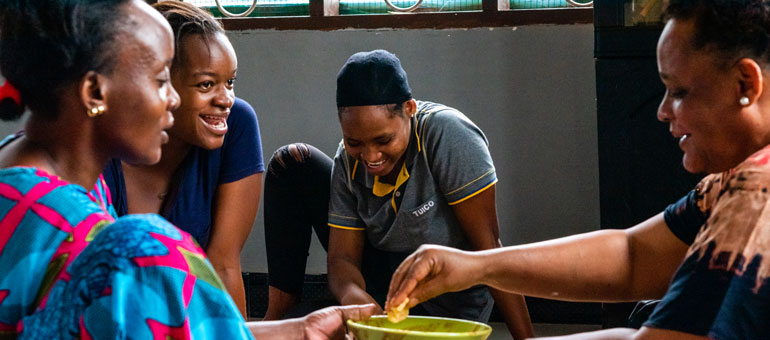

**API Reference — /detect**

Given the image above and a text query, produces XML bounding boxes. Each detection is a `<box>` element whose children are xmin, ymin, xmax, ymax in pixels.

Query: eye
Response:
<box><xmin>226</xmin><ymin>77</ymin><xmax>237</xmax><ymax>89</ymax></box>
<box><xmin>346</xmin><ymin>140</ymin><xmax>361</xmax><ymax>147</ymax></box>
<box><xmin>157</xmin><ymin>68</ymin><xmax>171</xmax><ymax>87</ymax></box>
<box><xmin>197</xmin><ymin>81</ymin><xmax>214</xmax><ymax>90</ymax></box>
<box><xmin>376</xmin><ymin>138</ymin><xmax>392</xmax><ymax>145</ymax></box>
<box><xmin>668</xmin><ymin>88</ymin><xmax>687</xmax><ymax>99</ymax></box>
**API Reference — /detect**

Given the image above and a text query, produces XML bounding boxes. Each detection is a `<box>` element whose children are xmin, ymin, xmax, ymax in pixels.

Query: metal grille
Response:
<box><xmin>185</xmin><ymin>0</ymin><xmax>310</xmax><ymax>17</ymax></box>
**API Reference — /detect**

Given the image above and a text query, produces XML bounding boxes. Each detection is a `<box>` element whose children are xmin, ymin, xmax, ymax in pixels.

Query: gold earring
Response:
<box><xmin>87</xmin><ymin>105</ymin><xmax>105</xmax><ymax>117</ymax></box>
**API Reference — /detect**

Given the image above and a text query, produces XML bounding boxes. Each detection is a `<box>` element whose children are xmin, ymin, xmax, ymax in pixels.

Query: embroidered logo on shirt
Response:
<box><xmin>412</xmin><ymin>200</ymin><xmax>435</xmax><ymax>217</ymax></box>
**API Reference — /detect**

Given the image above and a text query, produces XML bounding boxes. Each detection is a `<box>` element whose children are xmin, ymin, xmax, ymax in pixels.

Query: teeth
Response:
<box><xmin>680</xmin><ymin>134</ymin><xmax>689</xmax><ymax>143</ymax></box>
<box><xmin>367</xmin><ymin>160</ymin><xmax>384</xmax><ymax>167</ymax></box>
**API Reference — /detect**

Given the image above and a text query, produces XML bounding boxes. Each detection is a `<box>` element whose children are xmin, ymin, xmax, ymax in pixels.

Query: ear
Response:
<box><xmin>403</xmin><ymin>99</ymin><xmax>417</xmax><ymax>118</ymax></box>
<box><xmin>79</xmin><ymin>71</ymin><xmax>108</xmax><ymax>114</ymax></box>
<box><xmin>736</xmin><ymin>58</ymin><xmax>764</xmax><ymax>106</ymax></box>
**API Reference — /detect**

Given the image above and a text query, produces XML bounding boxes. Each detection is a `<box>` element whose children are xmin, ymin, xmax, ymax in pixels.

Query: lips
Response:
<box><xmin>366</xmin><ymin>160</ymin><xmax>385</xmax><ymax>167</ymax></box>
<box><xmin>200</xmin><ymin>114</ymin><xmax>228</xmax><ymax>135</ymax></box>
<box><xmin>364</xmin><ymin>159</ymin><xmax>388</xmax><ymax>174</ymax></box>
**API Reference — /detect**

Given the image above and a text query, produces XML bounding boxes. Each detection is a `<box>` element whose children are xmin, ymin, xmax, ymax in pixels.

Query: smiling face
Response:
<box><xmin>96</xmin><ymin>0</ymin><xmax>179</xmax><ymax>165</ymax></box>
<box><xmin>339</xmin><ymin>103</ymin><xmax>413</xmax><ymax>180</ymax></box>
<box><xmin>168</xmin><ymin>32</ymin><xmax>237</xmax><ymax>150</ymax></box>
<box><xmin>656</xmin><ymin>17</ymin><xmax>757</xmax><ymax>174</ymax></box>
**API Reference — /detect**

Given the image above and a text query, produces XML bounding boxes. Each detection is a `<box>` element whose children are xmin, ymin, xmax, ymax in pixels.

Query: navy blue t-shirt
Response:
<box><xmin>102</xmin><ymin>97</ymin><xmax>264</xmax><ymax>249</ymax></box>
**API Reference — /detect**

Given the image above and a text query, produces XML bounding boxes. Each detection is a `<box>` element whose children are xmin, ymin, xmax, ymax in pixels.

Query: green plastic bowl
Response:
<box><xmin>347</xmin><ymin>315</ymin><xmax>492</xmax><ymax>340</ymax></box>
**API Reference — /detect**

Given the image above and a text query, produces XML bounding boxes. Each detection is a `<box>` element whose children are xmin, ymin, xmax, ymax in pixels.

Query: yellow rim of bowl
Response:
<box><xmin>347</xmin><ymin>315</ymin><xmax>492</xmax><ymax>337</ymax></box>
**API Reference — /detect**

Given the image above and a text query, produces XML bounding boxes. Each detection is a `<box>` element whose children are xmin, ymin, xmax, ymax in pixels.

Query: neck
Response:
<box><xmin>123</xmin><ymin>135</ymin><xmax>191</xmax><ymax>177</ymax></box>
<box><xmin>19</xmin><ymin>114</ymin><xmax>108</xmax><ymax>189</ymax></box>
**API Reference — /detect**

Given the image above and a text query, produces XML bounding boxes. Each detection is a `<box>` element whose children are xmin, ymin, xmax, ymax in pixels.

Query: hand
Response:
<box><xmin>302</xmin><ymin>304</ymin><xmax>378</xmax><ymax>340</ymax></box>
<box><xmin>385</xmin><ymin>244</ymin><xmax>482</xmax><ymax>312</ymax></box>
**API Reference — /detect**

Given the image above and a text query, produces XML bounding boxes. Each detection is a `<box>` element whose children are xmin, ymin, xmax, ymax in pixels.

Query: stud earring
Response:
<box><xmin>740</xmin><ymin>96</ymin><xmax>750</xmax><ymax>106</ymax></box>
<box><xmin>87</xmin><ymin>105</ymin><xmax>105</xmax><ymax>117</ymax></box>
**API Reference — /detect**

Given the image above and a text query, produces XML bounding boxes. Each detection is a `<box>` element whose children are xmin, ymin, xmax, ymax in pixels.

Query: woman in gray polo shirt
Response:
<box><xmin>263</xmin><ymin>49</ymin><xmax>532</xmax><ymax>339</ymax></box>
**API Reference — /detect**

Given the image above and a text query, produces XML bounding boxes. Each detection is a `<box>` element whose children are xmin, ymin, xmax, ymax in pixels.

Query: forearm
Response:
<box><xmin>480</xmin><ymin>230</ymin><xmax>635</xmax><ymax>301</ymax></box>
<box><xmin>489</xmin><ymin>288</ymin><xmax>533</xmax><ymax>340</ymax></box>
<box><xmin>215</xmin><ymin>263</ymin><xmax>247</xmax><ymax>317</ymax></box>
<box><xmin>328</xmin><ymin>258</ymin><xmax>377</xmax><ymax>306</ymax></box>
<box><xmin>246</xmin><ymin>319</ymin><xmax>303</xmax><ymax>339</ymax></box>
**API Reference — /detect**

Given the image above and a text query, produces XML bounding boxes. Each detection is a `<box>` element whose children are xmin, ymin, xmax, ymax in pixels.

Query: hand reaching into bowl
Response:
<box><xmin>385</xmin><ymin>245</ymin><xmax>485</xmax><ymax>313</ymax></box>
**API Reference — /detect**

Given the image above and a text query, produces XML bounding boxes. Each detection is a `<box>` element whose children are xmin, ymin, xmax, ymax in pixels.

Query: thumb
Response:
<box><xmin>338</xmin><ymin>303</ymin><xmax>378</xmax><ymax>322</ymax></box>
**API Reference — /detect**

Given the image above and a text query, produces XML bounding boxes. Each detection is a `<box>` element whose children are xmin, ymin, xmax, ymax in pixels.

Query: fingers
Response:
<box><xmin>386</xmin><ymin>251</ymin><xmax>417</xmax><ymax>309</ymax></box>
<box><xmin>385</xmin><ymin>246</ymin><xmax>440</xmax><ymax>311</ymax></box>
<box><xmin>336</xmin><ymin>303</ymin><xmax>378</xmax><ymax>322</ymax></box>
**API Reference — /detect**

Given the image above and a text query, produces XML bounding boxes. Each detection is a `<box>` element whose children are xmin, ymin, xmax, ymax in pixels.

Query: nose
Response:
<box><xmin>168</xmin><ymin>82</ymin><xmax>181</xmax><ymax>112</ymax></box>
<box><xmin>214</xmin><ymin>86</ymin><xmax>235</xmax><ymax>109</ymax></box>
<box><xmin>657</xmin><ymin>92</ymin><xmax>671</xmax><ymax>123</ymax></box>
<box><xmin>360</xmin><ymin>145</ymin><xmax>381</xmax><ymax>162</ymax></box>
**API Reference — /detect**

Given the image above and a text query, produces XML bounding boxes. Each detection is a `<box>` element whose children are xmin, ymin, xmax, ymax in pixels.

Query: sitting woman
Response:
<box><xmin>386</xmin><ymin>1</ymin><xmax>770</xmax><ymax>339</ymax></box>
<box><xmin>264</xmin><ymin>50</ymin><xmax>533</xmax><ymax>339</ymax></box>
<box><xmin>0</xmin><ymin>0</ymin><xmax>372</xmax><ymax>338</ymax></box>
<box><xmin>101</xmin><ymin>1</ymin><xmax>264</xmax><ymax>317</ymax></box>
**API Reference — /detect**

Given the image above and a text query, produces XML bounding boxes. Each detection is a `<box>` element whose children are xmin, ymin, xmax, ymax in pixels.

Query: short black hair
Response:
<box><xmin>664</xmin><ymin>0</ymin><xmax>770</xmax><ymax>67</ymax></box>
<box><xmin>0</xmin><ymin>0</ymin><xmax>137</xmax><ymax>120</ymax></box>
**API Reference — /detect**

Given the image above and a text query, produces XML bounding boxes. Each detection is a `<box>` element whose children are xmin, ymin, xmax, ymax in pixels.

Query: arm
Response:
<box><xmin>247</xmin><ymin>304</ymin><xmax>377</xmax><ymax>339</ymax></box>
<box><xmin>529</xmin><ymin>326</ymin><xmax>709</xmax><ymax>340</ymax></box>
<box><xmin>327</xmin><ymin>227</ymin><xmax>382</xmax><ymax>311</ymax></box>
<box><xmin>209</xmin><ymin>172</ymin><xmax>263</xmax><ymax>317</ymax></box>
<box><xmin>388</xmin><ymin>212</ymin><xmax>689</xmax><ymax>309</ymax></box>
<box><xmin>450</xmin><ymin>185</ymin><xmax>533</xmax><ymax>339</ymax></box>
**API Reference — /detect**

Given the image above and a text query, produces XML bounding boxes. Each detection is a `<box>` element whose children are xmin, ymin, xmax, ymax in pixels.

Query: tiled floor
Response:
<box><xmin>488</xmin><ymin>322</ymin><xmax>602</xmax><ymax>340</ymax></box>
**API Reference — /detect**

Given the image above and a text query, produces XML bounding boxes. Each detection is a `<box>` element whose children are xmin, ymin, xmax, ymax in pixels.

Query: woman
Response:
<box><xmin>0</xmin><ymin>0</ymin><xmax>372</xmax><ymax>338</ymax></box>
<box><xmin>102</xmin><ymin>1</ymin><xmax>264</xmax><ymax>317</ymax></box>
<box><xmin>387</xmin><ymin>1</ymin><xmax>770</xmax><ymax>339</ymax></box>
<box><xmin>264</xmin><ymin>50</ymin><xmax>533</xmax><ymax>338</ymax></box>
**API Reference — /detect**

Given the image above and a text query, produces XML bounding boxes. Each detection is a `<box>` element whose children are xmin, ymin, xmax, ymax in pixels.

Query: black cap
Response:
<box><xmin>336</xmin><ymin>49</ymin><xmax>412</xmax><ymax>107</ymax></box>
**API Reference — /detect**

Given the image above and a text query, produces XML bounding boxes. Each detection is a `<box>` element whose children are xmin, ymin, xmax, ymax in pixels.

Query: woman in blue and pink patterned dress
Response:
<box><xmin>0</xmin><ymin>0</ymin><xmax>373</xmax><ymax>338</ymax></box>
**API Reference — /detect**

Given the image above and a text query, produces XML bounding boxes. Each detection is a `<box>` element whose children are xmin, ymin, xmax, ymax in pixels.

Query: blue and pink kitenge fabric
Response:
<box><xmin>0</xmin><ymin>167</ymin><xmax>252</xmax><ymax>339</ymax></box>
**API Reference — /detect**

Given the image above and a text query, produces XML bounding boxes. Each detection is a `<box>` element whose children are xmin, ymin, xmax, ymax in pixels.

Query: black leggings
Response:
<box><xmin>264</xmin><ymin>143</ymin><xmax>391</xmax><ymax>305</ymax></box>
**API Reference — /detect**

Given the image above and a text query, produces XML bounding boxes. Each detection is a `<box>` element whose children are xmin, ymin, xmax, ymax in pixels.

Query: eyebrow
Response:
<box><xmin>192</xmin><ymin>69</ymin><xmax>238</xmax><ymax>77</ymax></box>
<box><xmin>192</xmin><ymin>71</ymin><xmax>218</xmax><ymax>77</ymax></box>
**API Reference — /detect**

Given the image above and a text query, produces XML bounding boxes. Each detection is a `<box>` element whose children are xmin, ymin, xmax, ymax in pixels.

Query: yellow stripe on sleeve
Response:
<box><xmin>447</xmin><ymin>179</ymin><xmax>497</xmax><ymax>205</ymax></box>
<box><xmin>328</xmin><ymin>223</ymin><xmax>366</xmax><ymax>231</ymax></box>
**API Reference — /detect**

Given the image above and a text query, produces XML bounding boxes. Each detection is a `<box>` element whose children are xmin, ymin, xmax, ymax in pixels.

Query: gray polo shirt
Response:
<box><xmin>328</xmin><ymin>100</ymin><xmax>496</xmax><ymax>321</ymax></box>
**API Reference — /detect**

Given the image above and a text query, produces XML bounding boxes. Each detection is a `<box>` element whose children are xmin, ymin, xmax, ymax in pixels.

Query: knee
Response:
<box><xmin>267</xmin><ymin>143</ymin><xmax>313</xmax><ymax>176</ymax></box>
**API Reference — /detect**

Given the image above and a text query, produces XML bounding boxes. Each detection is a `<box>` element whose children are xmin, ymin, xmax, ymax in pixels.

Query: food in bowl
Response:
<box><xmin>347</xmin><ymin>315</ymin><xmax>492</xmax><ymax>340</ymax></box>
<box><xmin>387</xmin><ymin>297</ymin><xmax>410</xmax><ymax>323</ymax></box>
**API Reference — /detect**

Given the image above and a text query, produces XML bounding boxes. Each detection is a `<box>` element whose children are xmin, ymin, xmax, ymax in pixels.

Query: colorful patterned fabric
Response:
<box><xmin>645</xmin><ymin>144</ymin><xmax>770</xmax><ymax>339</ymax></box>
<box><xmin>0</xmin><ymin>167</ymin><xmax>115</xmax><ymax>337</ymax></box>
<box><xmin>19</xmin><ymin>214</ymin><xmax>253</xmax><ymax>339</ymax></box>
<box><xmin>0</xmin><ymin>166</ymin><xmax>252</xmax><ymax>339</ymax></box>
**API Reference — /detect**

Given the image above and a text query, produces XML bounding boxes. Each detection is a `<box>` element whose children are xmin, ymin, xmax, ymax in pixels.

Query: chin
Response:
<box><xmin>682</xmin><ymin>155</ymin><xmax>710</xmax><ymax>175</ymax></box>
<box><xmin>198</xmin><ymin>137</ymin><xmax>225</xmax><ymax>151</ymax></box>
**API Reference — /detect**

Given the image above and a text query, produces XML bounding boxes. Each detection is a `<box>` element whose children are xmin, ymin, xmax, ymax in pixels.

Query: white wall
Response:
<box><xmin>227</xmin><ymin>24</ymin><xmax>599</xmax><ymax>273</ymax></box>
<box><xmin>0</xmin><ymin>24</ymin><xmax>597</xmax><ymax>274</ymax></box>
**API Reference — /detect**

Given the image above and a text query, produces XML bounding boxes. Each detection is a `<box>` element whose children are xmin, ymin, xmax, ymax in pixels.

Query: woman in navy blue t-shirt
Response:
<box><xmin>102</xmin><ymin>1</ymin><xmax>264</xmax><ymax>317</ymax></box>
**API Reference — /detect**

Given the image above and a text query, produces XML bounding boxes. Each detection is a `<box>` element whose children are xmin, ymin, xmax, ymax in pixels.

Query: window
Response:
<box><xmin>181</xmin><ymin>0</ymin><xmax>592</xmax><ymax>30</ymax></box>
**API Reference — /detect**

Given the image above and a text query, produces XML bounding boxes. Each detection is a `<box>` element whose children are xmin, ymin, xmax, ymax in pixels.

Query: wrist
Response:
<box><xmin>474</xmin><ymin>249</ymin><xmax>496</xmax><ymax>287</ymax></box>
